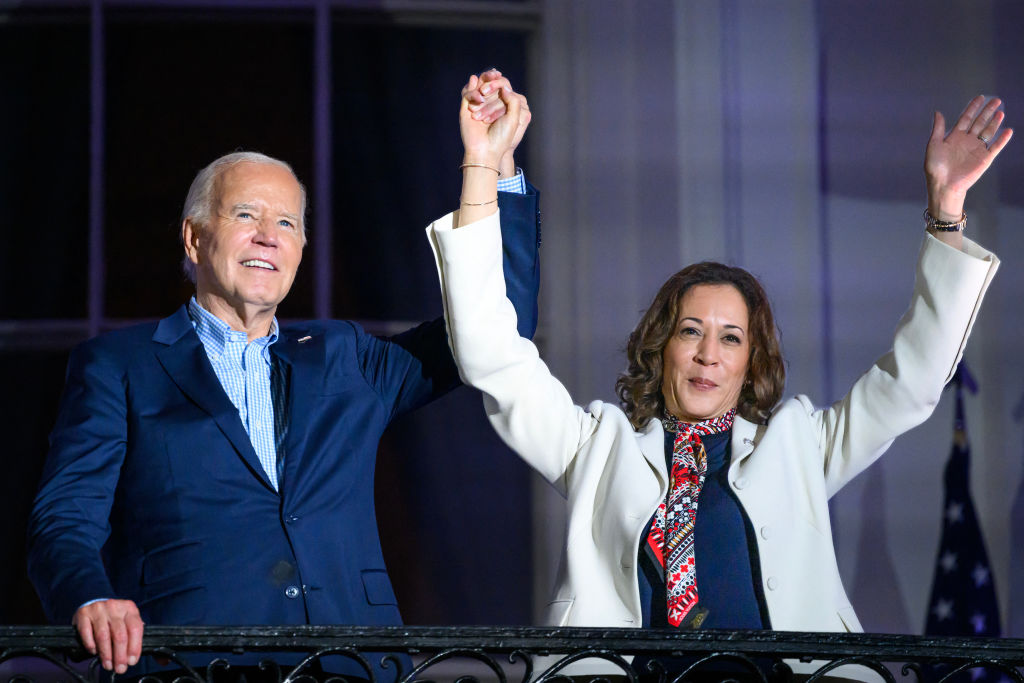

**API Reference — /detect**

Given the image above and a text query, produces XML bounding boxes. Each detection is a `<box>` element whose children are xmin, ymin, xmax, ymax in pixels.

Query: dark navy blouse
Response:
<box><xmin>638</xmin><ymin>430</ymin><xmax>770</xmax><ymax>629</ymax></box>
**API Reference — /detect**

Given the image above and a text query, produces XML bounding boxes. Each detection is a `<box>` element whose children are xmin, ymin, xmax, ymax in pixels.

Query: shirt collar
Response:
<box><xmin>188</xmin><ymin>296</ymin><xmax>279</xmax><ymax>361</ymax></box>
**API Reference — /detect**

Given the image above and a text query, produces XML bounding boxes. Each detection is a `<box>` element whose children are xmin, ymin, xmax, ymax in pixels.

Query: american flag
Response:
<box><xmin>924</xmin><ymin>364</ymin><xmax>1001</xmax><ymax>681</ymax></box>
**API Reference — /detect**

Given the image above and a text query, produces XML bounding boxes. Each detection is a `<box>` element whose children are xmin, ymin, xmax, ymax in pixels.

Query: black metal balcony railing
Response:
<box><xmin>2</xmin><ymin>626</ymin><xmax>1024</xmax><ymax>683</ymax></box>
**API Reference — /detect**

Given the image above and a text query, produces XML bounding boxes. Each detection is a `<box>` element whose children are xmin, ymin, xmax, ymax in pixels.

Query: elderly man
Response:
<box><xmin>27</xmin><ymin>75</ymin><xmax>538</xmax><ymax>679</ymax></box>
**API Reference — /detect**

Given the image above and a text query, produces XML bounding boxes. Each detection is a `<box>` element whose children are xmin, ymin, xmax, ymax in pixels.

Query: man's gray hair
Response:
<box><xmin>180</xmin><ymin>151</ymin><xmax>308</xmax><ymax>283</ymax></box>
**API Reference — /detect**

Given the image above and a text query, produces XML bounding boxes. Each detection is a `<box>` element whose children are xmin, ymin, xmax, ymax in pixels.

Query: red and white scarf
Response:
<box><xmin>646</xmin><ymin>408</ymin><xmax>735</xmax><ymax>627</ymax></box>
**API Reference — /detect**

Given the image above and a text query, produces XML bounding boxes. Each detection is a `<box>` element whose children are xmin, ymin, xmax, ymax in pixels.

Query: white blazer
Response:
<box><xmin>428</xmin><ymin>211</ymin><xmax>998</xmax><ymax>633</ymax></box>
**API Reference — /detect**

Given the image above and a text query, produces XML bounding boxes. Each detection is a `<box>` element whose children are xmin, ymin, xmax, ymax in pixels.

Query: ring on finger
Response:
<box><xmin>979</xmin><ymin>133</ymin><xmax>991</xmax><ymax>144</ymax></box>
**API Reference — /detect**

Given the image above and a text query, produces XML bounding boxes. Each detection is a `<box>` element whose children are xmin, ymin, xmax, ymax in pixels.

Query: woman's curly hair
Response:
<box><xmin>615</xmin><ymin>262</ymin><xmax>786</xmax><ymax>429</ymax></box>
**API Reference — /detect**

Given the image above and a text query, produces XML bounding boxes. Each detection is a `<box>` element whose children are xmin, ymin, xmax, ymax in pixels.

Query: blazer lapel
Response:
<box><xmin>641</xmin><ymin>413</ymin><xmax>758</xmax><ymax>487</ymax></box>
<box><xmin>730</xmin><ymin>414</ymin><xmax>765</xmax><ymax>469</ymax></box>
<box><xmin>153</xmin><ymin>306</ymin><xmax>277</xmax><ymax>493</ymax></box>
<box><xmin>270</xmin><ymin>325</ymin><xmax>325</xmax><ymax>485</ymax></box>
<box><xmin>636</xmin><ymin>417</ymin><xmax>669</xmax><ymax>488</ymax></box>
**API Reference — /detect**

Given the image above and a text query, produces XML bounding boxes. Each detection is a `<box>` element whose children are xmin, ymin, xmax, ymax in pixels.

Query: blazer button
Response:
<box><xmin>285</xmin><ymin>585</ymin><xmax>301</xmax><ymax>599</ymax></box>
<box><xmin>760</xmin><ymin>525</ymin><xmax>772</xmax><ymax>540</ymax></box>
<box><xmin>766</xmin><ymin>577</ymin><xmax>779</xmax><ymax>591</ymax></box>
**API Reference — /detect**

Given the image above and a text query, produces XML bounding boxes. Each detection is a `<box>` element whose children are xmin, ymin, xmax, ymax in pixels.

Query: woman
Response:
<box><xmin>429</xmin><ymin>83</ymin><xmax>1009</xmax><ymax>637</ymax></box>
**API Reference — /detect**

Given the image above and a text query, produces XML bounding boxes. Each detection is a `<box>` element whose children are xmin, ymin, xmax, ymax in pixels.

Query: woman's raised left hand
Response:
<box><xmin>925</xmin><ymin>95</ymin><xmax>1013</xmax><ymax>221</ymax></box>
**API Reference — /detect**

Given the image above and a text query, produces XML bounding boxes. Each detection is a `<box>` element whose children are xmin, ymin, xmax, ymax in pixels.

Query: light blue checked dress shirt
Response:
<box><xmin>496</xmin><ymin>169</ymin><xmax>526</xmax><ymax>194</ymax></box>
<box><xmin>188</xmin><ymin>297</ymin><xmax>282</xmax><ymax>491</ymax></box>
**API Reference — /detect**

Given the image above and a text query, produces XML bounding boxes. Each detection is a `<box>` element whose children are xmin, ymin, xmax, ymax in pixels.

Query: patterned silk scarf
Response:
<box><xmin>646</xmin><ymin>408</ymin><xmax>736</xmax><ymax>627</ymax></box>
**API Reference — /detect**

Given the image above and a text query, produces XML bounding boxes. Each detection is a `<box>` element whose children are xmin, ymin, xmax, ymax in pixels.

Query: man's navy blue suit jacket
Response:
<box><xmin>27</xmin><ymin>189</ymin><xmax>540</xmax><ymax>639</ymax></box>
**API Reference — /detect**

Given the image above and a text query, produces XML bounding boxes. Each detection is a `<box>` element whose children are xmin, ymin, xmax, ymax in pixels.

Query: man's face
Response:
<box><xmin>185</xmin><ymin>162</ymin><xmax>304</xmax><ymax>320</ymax></box>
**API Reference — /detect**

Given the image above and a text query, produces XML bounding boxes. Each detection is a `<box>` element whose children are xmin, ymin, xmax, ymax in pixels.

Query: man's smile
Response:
<box><xmin>241</xmin><ymin>259</ymin><xmax>276</xmax><ymax>271</ymax></box>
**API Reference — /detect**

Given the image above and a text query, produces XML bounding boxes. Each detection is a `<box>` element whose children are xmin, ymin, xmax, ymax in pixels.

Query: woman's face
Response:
<box><xmin>661</xmin><ymin>283</ymin><xmax>750</xmax><ymax>423</ymax></box>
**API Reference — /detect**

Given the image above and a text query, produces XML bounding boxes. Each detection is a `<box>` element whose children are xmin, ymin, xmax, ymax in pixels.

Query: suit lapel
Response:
<box><xmin>153</xmin><ymin>306</ymin><xmax>277</xmax><ymax>493</ymax></box>
<box><xmin>271</xmin><ymin>325</ymin><xmax>325</xmax><ymax>484</ymax></box>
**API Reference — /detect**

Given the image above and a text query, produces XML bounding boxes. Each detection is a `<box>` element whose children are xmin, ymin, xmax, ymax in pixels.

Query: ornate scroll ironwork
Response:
<box><xmin>2</xmin><ymin>626</ymin><xmax>1023</xmax><ymax>683</ymax></box>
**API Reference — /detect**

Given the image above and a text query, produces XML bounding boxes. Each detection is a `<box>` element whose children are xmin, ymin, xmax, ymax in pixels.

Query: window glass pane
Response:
<box><xmin>331</xmin><ymin>23</ymin><xmax>528</xmax><ymax>321</ymax></box>
<box><xmin>0</xmin><ymin>348</ymin><xmax>72</xmax><ymax>624</ymax></box>
<box><xmin>104</xmin><ymin>11</ymin><xmax>315</xmax><ymax>320</ymax></box>
<box><xmin>330</xmin><ymin>21</ymin><xmax>532</xmax><ymax>627</ymax></box>
<box><xmin>0</xmin><ymin>11</ymin><xmax>90</xmax><ymax>319</ymax></box>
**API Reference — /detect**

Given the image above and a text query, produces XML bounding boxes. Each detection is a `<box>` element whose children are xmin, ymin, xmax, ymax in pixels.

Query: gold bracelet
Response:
<box><xmin>460</xmin><ymin>197</ymin><xmax>498</xmax><ymax>206</ymax></box>
<box><xmin>460</xmin><ymin>162</ymin><xmax>501</xmax><ymax>176</ymax></box>
<box><xmin>923</xmin><ymin>208</ymin><xmax>967</xmax><ymax>232</ymax></box>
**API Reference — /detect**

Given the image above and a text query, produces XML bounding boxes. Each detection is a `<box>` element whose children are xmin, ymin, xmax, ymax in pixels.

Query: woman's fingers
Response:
<box><xmin>977</xmin><ymin>109</ymin><xmax>1005</xmax><ymax>144</ymax></box>
<box><xmin>475</xmin><ymin>100</ymin><xmax>510</xmax><ymax>122</ymax></box>
<box><xmin>460</xmin><ymin>74</ymin><xmax>480</xmax><ymax>103</ymax></box>
<box><xmin>463</xmin><ymin>72</ymin><xmax>505</xmax><ymax>106</ymax></box>
<box><xmin>465</xmin><ymin>71</ymin><xmax>508</xmax><ymax>106</ymax></box>
<box><xmin>929</xmin><ymin>111</ymin><xmax>946</xmax><ymax>146</ymax></box>
<box><xmin>488</xmin><ymin>86</ymin><xmax>523</xmax><ymax>150</ymax></box>
<box><xmin>954</xmin><ymin>94</ymin><xmax>986</xmax><ymax>132</ymax></box>
<box><xmin>472</xmin><ymin>75</ymin><xmax>512</xmax><ymax>99</ymax></box>
<box><xmin>471</xmin><ymin>77</ymin><xmax>515</xmax><ymax>122</ymax></box>
<box><xmin>986</xmin><ymin>127</ymin><xmax>1014</xmax><ymax>158</ymax></box>
<box><xmin>500</xmin><ymin>84</ymin><xmax>522</xmax><ymax>119</ymax></box>
<box><xmin>968</xmin><ymin>97</ymin><xmax>1002</xmax><ymax>137</ymax></box>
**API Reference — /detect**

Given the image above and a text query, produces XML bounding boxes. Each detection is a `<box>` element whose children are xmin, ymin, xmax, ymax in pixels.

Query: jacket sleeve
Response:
<box><xmin>27</xmin><ymin>339</ymin><xmax>125</xmax><ymax>622</ymax></box>
<box><xmin>812</xmin><ymin>233</ymin><xmax>999</xmax><ymax>497</ymax></box>
<box><xmin>362</xmin><ymin>188</ymin><xmax>542</xmax><ymax>420</ymax></box>
<box><xmin>499</xmin><ymin>182</ymin><xmax>541</xmax><ymax>339</ymax></box>
<box><xmin>427</xmin><ymin>211</ymin><xmax>596</xmax><ymax>494</ymax></box>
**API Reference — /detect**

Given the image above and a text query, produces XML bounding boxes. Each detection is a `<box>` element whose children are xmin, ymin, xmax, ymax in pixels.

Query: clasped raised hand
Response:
<box><xmin>460</xmin><ymin>70</ymin><xmax>529</xmax><ymax>174</ymax></box>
